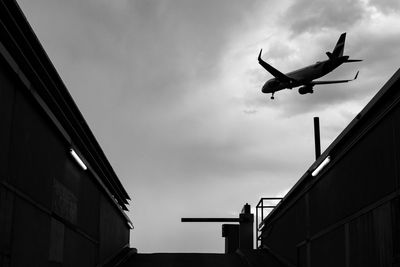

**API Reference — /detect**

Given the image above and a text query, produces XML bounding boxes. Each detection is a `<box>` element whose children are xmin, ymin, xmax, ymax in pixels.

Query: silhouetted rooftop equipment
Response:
<box><xmin>182</xmin><ymin>203</ymin><xmax>254</xmax><ymax>252</ymax></box>
<box><xmin>221</xmin><ymin>224</ymin><xmax>240</xmax><ymax>254</ymax></box>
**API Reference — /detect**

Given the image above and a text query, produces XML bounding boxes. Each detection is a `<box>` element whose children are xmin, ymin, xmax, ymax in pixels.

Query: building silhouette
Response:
<box><xmin>0</xmin><ymin>1</ymin><xmax>131</xmax><ymax>266</ymax></box>
<box><xmin>257</xmin><ymin>68</ymin><xmax>400</xmax><ymax>266</ymax></box>
<box><xmin>1</xmin><ymin>0</ymin><xmax>400</xmax><ymax>266</ymax></box>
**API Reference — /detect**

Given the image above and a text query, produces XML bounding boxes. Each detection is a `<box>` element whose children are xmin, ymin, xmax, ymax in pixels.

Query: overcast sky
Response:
<box><xmin>17</xmin><ymin>0</ymin><xmax>400</xmax><ymax>253</ymax></box>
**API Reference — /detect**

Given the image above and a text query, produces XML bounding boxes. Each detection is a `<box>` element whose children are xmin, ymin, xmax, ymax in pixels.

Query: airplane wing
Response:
<box><xmin>310</xmin><ymin>71</ymin><xmax>359</xmax><ymax>85</ymax></box>
<box><xmin>258</xmin><ymin>49</ymin><xmax>294</xmax><ymax>83</ymax></box>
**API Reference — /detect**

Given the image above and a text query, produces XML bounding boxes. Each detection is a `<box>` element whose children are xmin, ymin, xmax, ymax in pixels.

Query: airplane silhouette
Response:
<box><xmin>258</xmin><ymin>33</ymin><xmax>362</xmax><ymax>100</ymax></box>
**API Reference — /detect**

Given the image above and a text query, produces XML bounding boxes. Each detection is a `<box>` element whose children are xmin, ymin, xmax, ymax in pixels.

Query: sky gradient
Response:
<box><xmin>17</xmin><ymin>0</ymin><xmax>400</xmax><ymax>253</ymax></box>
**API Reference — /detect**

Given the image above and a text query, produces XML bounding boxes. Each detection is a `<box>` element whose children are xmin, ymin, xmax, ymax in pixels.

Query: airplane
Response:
<box><xmin>258</xmin><ymin>32</ymin><xmax>362</xmax><ymax>100</ymax></box>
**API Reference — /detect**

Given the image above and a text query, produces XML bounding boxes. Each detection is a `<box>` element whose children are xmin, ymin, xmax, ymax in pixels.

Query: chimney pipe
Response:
<box><xmin>314</xmin><ymin>117</ymin><xmax>321</xmax><ymax>160</ymax></box>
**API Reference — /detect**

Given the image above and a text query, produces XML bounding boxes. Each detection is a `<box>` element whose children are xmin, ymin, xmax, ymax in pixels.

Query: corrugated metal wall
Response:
<box><xmin>261</xmin><ymin>79</ymin><xmax>400</xmax><ymax>266</ymax></box>
<box><xmin>0</xmin><ymin>42</ymin><xmax>130</xmax><ymax>266</ymax></box>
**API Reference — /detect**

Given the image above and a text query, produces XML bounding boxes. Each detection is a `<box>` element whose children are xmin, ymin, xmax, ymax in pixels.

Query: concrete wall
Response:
<box><xmin>0</xmin><ymin>40</ymin><xmax>130</xmax><ymax>266</ymax></box>
<box><xmin>261</xmin><ymin>75</ymin><xmax>400</xmax><ymax>267</ymax></box>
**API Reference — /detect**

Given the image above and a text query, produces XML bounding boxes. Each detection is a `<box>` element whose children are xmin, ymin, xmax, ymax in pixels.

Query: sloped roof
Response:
<box><xmin>0</xmin><ymin>0</ymin><xmax>131</xmax><ymax>211</ymax></box>
<box><xmin>263</xmin><ymin>68</ymin><xmax>400</xmax><ymax>225</ymax></box>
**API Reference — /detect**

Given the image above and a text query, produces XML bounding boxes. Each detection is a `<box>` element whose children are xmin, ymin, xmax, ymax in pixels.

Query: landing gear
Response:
<box><xmin>270</xmin><ymin>92</ymin><xmax>275</xmax><ymax>100</ymax></box>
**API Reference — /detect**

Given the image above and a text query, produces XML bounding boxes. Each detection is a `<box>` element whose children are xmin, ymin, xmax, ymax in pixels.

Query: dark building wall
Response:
<box><xmin>99</xmin><ymin>194</ymin><xmax>130</xmax><ymax>263</ymax></box>
<box><xmin>0</xmin><ymin>3</ymin><xmax>131</xmax><ymax>266</ymax></box>
<box><xmin>260</xmin><ymin>73</ymin><xmax>400</xmax><ymax>267</ymax></box>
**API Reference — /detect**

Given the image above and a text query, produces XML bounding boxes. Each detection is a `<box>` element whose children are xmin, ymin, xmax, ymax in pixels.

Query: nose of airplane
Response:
<box><xmin>262</xmin><ymin>82</ymin><xmax>269</xmax><ymax>93</ymax></box>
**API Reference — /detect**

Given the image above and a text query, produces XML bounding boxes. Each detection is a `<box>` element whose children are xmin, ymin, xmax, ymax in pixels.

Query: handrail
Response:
<box><xmin>256</xmin><ymin>198</ymin><xmax>283</xmax><ymax>248</ymax></box>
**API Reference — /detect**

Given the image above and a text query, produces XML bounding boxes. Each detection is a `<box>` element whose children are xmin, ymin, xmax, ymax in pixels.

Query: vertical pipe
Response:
<box><xmin>314</xmin><ymin>117</ymin><xmax>321</xmax><ymax>160</ymax></box>
<box><xmin>260</xmin><ymin>200</ymin><xmax>263</xmax><ymax>249</ymax></box>
<box><xmin>256</xmin><ymin>203</ymin><xmax>258</xmax><ymax>249</ymax></box>
<box><xmin>261</xmin><ymin>200</ymin><xmax>263</xmax><ymax>228</ymax></box>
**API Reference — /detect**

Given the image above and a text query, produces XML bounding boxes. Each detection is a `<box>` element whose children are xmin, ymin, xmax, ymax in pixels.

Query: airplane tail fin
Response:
<box><xmin>326</xmin><ymin>32</ymin><xmax>346</xmax><ymax>59</ymax></box>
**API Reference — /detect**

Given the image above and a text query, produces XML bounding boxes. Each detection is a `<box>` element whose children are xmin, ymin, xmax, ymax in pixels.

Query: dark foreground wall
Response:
<box><xmin>261</xmin><ymin>70</ymin><xmax>400</xmax><ymax>267</ymax></box>
<box><xmin>0</xmin><ymin>1</ymin><xmax>131</xmax><ymax>266</ymax></box>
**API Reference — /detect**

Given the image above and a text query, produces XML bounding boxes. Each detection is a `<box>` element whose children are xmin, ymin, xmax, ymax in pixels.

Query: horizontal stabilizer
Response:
<box><xmin>344</xmin><ymin>59</ymin><xmax>363</xmax><ymax>63</ymax></box>
<box><xmin>258</xmin><ymin>49</ymin><xmax>295</xmax><ymax>83</ymax></box>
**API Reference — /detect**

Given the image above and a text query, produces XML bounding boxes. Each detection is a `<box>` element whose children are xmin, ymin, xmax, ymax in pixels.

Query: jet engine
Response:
<box><xmin>298</xmin><ymin>85</ymin><xmax>314</xmax><ymax>95</ymax></box>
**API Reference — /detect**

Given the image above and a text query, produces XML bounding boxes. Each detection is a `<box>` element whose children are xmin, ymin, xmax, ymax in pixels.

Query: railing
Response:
<box><xmin>256</xmin><ymin>197</ymin><xmax>283</xmax><ymax>248</ymax></box>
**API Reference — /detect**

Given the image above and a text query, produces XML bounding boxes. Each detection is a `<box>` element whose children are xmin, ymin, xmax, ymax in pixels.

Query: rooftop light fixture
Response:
<box><xmin>311</xmin><ymin>156</ymin><xmax>331</xmax><ymax>177</ymax></box>
<box><xmin>69</xmin><ymin>148</ymin><xmax>87</xmax><ymax>170</ymax></box>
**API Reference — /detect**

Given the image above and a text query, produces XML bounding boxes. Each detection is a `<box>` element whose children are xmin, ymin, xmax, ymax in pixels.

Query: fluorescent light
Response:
<box><xmin>69</xmin><ymin>148</ymin><xmax>87</xmax><ymax>170</ymax></box>
<box><xmin>312</xmin><ymin>156</ymin><xmax>331</xmax><ymax>177</ymax></box>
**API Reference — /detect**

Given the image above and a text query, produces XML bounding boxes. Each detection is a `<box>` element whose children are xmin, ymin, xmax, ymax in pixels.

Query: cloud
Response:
<box><xmin>283</xmin><ymin>0</ymin><xmax>366</xmax><ymax>35</ymax></box>
<box><xmin>243</xmin><ymin>109</ymin><xmax>258</xmax><ymax>114</ymax></box>
<box><xmin>368</xmin><ymin>0</ymin><xmax>400</xmax><ymax>14</ymax></box>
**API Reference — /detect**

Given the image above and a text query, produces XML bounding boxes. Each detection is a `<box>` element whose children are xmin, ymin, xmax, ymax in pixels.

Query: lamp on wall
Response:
<box><xmin>311</xmin><ymin>156</ymin><xmax>330</xmax><ymax>177</ymax></box>
<box><xmin>69</xmin><ymin>148</ymin><xmax>87</xmax><ymax>170</ymax></box>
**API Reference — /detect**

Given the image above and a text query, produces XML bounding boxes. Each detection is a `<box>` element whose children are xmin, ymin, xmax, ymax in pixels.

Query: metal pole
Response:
<box><xmin>181</xmin><ymin>218</ymin><xmax>240</xmax><ymax>222</ymax></box>
<box><xmin>314</xmin><ymin>117</ymin><xmax>321</xmax><ymax>160</ymax></box>
<box><xmin>256</xmin><ymin>203</ymin><xmax>258</xmax><ymax>248</ymax></box>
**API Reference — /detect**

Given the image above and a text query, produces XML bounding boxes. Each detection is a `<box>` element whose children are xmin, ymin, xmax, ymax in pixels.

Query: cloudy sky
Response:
<box><xmin>17</xmin><ymin>0</ymin><xmax>400</xmax><ymax>253</ymax></box>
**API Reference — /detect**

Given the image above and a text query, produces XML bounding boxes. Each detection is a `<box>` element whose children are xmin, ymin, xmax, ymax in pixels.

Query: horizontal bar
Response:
<box><xmin>181</xmin><ymin>218</ymin><xmax>240</xmax><ymax>222</ymax></box>
<box><xmin>257</xmin><ymin>198</ymin><xmax>283</xmax><ymax>207</ymax></box>
<box><xmin>258</xmin><ymin>205</ymin><xmax>276</xmax><ymax>208</ymax></box>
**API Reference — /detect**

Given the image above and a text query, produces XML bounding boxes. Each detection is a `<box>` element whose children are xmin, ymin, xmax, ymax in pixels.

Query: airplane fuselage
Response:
<box><xmin>262</xmin><ymin>56</ymin><xmax>349</xmax><ymax>94</ymax></box>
